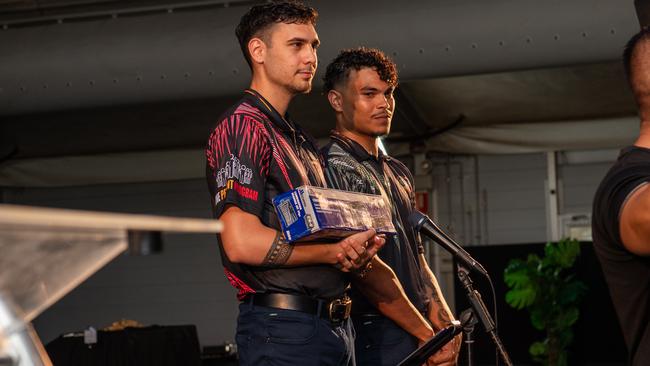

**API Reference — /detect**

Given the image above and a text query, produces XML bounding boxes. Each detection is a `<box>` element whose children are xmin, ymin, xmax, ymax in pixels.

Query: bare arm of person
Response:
<box><xmin>619</xmin><ymin>183</ymin><xmax>650</xmax><ymax>256</ymax></box>
<box><xmin>220</xmin><ymin>204</ymin><xmax>385</xmax><ymax>269</ymax></box>
<box><xmin>419</xmin><ymin>253</ymin><xmax>461</xmax><ymax>366</ymax></box>
<box><xmin>347</xmin><ymin>253</ymin><xmax>458</xmax><ymax>365</ymax></box>
<box><xmin>351</xmin><ymin>256</ymin><xmax>434</xmax><ymax>343</ymax></box>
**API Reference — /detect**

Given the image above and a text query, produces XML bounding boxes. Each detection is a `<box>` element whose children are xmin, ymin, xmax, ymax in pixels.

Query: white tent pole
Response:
<box><xmin>546</xmin><ymin>151</ymin><xmax>560</xmax><ymax>242</ymax></box>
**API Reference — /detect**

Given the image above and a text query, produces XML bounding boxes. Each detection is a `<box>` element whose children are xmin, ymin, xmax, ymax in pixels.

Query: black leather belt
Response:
<box><xmin>245</xmin><ymin>293</ymin><xmax>351</xmax><ymax>323</ymax></box>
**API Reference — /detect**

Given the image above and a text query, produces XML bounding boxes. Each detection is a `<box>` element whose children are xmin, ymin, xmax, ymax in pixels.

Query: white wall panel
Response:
<box><xmin>560</xmin><ymin>162</ymin><xmax>614</xmax><ymax>213</ymax></box>
<box><xmin>430</xmin><ymin>150</ymin><xmax>615</xmax><ymax>246</ymax></box>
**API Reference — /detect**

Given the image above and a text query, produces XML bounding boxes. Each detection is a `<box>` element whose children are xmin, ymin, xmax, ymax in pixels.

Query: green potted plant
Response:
<box><xmin>504</xmin><ymin>238</ymin><xmax>588</xmax><ymax>366</ymax></box>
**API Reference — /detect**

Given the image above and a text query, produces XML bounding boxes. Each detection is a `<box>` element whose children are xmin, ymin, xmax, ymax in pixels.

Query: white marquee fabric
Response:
<box><xmin>426</xmin><ymin>117</ymin><xmax>638</xmax><ymax>154</ymax></box>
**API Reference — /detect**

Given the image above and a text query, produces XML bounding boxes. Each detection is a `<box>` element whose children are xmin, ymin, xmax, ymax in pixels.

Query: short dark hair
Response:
<box><xmin>235</xmin><ymin>1</ymin><xmax>318</xmax><ymax>68</ymax></box>
<box><xmin>323</xmin><ymin>47</ymin><xmax>398</xmax><ymax>93</ymax></box>
<box><xmin>623</xmin><ymin>27</ymin><xmax>650</xmax><ymax>83</ymax></box>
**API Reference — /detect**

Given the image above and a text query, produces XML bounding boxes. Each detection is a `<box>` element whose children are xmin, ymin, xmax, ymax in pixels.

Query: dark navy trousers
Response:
<box><xmin>235</xmin><ymin>302</ymin><xmax>354</xmax><ymax>366</ymax></box>
<box><xmin>353</xmin><ymin>315</ymin><xmax>419</xmax><ymax>366</ymax></box>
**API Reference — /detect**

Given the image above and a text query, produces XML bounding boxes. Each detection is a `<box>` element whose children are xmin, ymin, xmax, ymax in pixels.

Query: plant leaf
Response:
<box><xmin>557</xmin><ymin>280</ymin><xmax>588</xmax><ymax>305</ymax></box>
<box><xmin>556</xmin><ymin>307</ymin><xmax>580</xmax><ymax>328</ymax></box>
<box><xmin>545</xmin><ymin>238</ymin><xmax>581</xmax><ymax>269</ymax></box>
<box><xmin>504</xmin><ymin>269</ymin><xmax>532</xmax><ymax>289</ymax></box>
<box><xmin>504</xmin><ymin>237</ymin><xmax>585</xmax><ymax>365</ymax></box>
<box><xmin>558</xmin><ymin>329</ymin><xmax>574</xmax><ymax>348</ymax></box>
<box><xmin>530</xmin><ymin>341</ymin><xmax>547</xmax><ymax>357</ymax></box>
<box><xmin>505</xmin><ymin>287</ymin><xmax>536</xmax><ymax>309</ymax></box>
<box><xmin>530</xmin><ymin>309</ymin><xmax>547</xmax><ymax>330</ymax></box>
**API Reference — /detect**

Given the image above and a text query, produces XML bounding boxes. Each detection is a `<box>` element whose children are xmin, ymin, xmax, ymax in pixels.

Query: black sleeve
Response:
<box><xmin>206</xmin><ymin>114</ymin><xmax>271</xmax><ymax>219</ymax></box>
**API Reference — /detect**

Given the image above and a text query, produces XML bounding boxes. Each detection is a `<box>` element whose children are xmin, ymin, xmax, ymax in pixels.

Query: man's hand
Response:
<box><xmin>423</xmin><ymin>315</ymin><xmax>461</xmax><ymax>365</ymax></box>
<box><xmin>423</xmin><ymin>325</ymin><xmax>462</xmax><ymax>366</ymax></box>
<box><xmin>421</xmin><ymin>335</ymin><xmax>460</xmax><ymax>366</ymax></box>
<box><xmin>427</xmin><ymin>307</ymin><xmax>463</xmax><ymax>366</ymax></box>
<box><xmin>334</xmin><ymin>229</ymin><xmax>385</xmax><ymax>272</ymax></box>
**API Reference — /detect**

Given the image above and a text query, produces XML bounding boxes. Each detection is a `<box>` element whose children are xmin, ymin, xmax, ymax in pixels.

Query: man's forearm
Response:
<box><xmin>220</xmin><ymin>204</ymin><xmax>382</xmax><ymax>270</ymax></box>
<box><xmin>281</xmin><ymin>229</ymin><xmax>384</xmax><ymax>271</ymax></box>
<box><xmin>420</xmin><ymin>255</ymin><xmax>456</xmax><ymax>330</ymax></box>
<box><xmin>220</xmin><ymin>205</ymin><xmax>340</xmax><ymax>265</ymax></box>
<box><xmin>354</xmin><ymin>257</ymin><xmax>434</xmax><ymax>342</ymax></box>
<box><xmin>419</xmin><ymin>254</ymin><xmax>462</xmax><ymax>365</ymax></box>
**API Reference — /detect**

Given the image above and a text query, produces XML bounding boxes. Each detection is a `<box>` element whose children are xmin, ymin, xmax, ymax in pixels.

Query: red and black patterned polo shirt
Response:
<box><xmin>206</xmin><ymin>90</ymin><xmax>348</xmax><ymax>301</ymax></box>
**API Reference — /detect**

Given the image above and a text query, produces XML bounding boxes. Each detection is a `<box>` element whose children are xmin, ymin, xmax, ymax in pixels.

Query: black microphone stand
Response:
<box><xmin>457</xmin><ymin>264</ymin><xmax>513</xmax><ymax>366</ymax></box>
<box><xmin>459</xmin><ymin>308</ymin><xmax>478</xmax><ymax>366</ymax></box>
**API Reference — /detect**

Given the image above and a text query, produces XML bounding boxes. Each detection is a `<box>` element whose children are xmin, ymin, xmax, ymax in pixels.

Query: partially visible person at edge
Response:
<box><xmin>205</xmin><ymin>2</ymin><xmax>441</xmax><ymax>365</ymax></box>
<box><xmin>321</xmin><ymin>47</ymin><xmax>462</xmax><ymax>366</ymax></box>
<box><xmin>592</xmin><ymin>28</ymin><xmax>650</xmax><ymax>366</ymax></box>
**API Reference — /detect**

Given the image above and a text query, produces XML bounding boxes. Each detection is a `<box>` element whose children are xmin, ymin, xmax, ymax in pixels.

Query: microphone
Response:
<box><xmin>408</xmin><ymin>211</ymin><xmax>488</xmax><ymax>277</ymax></box>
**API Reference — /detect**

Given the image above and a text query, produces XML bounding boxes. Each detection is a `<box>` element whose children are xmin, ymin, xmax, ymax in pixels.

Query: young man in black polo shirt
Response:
<box><xmin>206</xmin><ymin>3</ymin><xmax>444</xmax><ymax>366</ymax></box>
<box><xmin>322</xmin><ymin>48</ymin><xmax>461</xmax><ymax>366</ymax></box>
<box><xmin>592</xmin><ymin>28</ymin><xmax>650</xmax><ymax>366</ymax></box>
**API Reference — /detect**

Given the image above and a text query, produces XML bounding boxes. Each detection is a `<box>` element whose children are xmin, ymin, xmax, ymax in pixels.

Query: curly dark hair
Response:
<box><xmin>236</xmin><ymin>1</ymin><xmax>318</xmax><ymax>68</ymax></box>
<box><xmin>323</xmin><ymin>47</ymin><xmax>398</xmax><ymax>93</ymax></box>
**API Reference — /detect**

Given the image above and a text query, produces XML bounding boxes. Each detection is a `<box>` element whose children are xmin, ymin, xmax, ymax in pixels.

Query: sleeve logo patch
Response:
<box><xmin>216</xmin><ymin>154</ymin><xmax>253</xmax><ymax>188</ymax></box>
<box><xmin>215</xmin><ymin>179</ymin><xmax>260</xmax><ymax>204</ymax></box>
